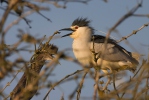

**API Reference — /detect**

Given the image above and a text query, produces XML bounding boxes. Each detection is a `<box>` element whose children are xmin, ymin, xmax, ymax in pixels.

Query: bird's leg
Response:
<box><xmin>102</xmin><ymin>70</ymin><xmax>112</xmax><ymax>91</ymax></box>
<box><xmin>102</xmin><ymin>74</ymin><xmax>111</xmax><ymax>91</ymax></box>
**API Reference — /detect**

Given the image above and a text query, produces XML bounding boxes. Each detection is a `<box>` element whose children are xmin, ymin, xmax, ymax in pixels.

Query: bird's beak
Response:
<box><xmin>59</xmin><ymin>28</ymin><xmax>74</xmax><ymax>31</ymax></box>
<box><xmin>59</xmin><ymin>28</ymin><xmax>74</xmax><ymax>37</ymax></box>
<box><xmin>61</xmin><ymin>33</ymin><xmax>72</xmax><ymax>37</ymax></box>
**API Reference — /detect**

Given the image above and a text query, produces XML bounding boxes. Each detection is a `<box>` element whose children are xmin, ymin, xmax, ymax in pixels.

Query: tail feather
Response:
<box><xmin>131</xmin><ymin>52</ymin><xmax>141</xmax><ymax>61</ymax></box>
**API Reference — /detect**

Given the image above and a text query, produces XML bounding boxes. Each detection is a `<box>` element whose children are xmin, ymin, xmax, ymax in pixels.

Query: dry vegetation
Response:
<box><xmin>0</xmin><ymin>0</ymin><xmax>149</xmax><ymax>100</ymax></box>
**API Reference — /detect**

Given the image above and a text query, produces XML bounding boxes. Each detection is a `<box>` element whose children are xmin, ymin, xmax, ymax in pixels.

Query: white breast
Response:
<box><xmin>72</xmin><ymin>39</ymin><xmax>92</xmax><ymax>66</ymax></box>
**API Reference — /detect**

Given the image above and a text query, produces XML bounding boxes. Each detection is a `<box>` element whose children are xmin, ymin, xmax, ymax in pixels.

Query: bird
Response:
<box><xmin>59</xmin><ymin>18</ymin><xmax>139</xmax><ymax>90</ymax></box>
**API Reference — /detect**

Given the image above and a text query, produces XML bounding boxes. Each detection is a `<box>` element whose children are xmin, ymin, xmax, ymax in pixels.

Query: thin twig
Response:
<box><xmin>133</xmin><ymin>83</ymin><xmax>149</xmax><ymax>100</ymax></box>
<box><xmin>132</xmin><ymin>68</ymin><xmax>145</xmax><ymax>100</ymax></box>
<box><xmin>0</xmin><ymin>6</ymin><xmax>32</xmax><ymax>27</ymax></box>
<box><xmin>107</xmin><ymin>0</ymin><xmax>143</xmax><ymax>35</ymax></box>
<box><xmin>145</xmin><ymin>71</ymin><xmax>149</xmax><ymax>99</ymax></box>
<box><xmin>46</xmin><ymin>31</ymin><xmax>60</xmax><ymax>44</ymax></box>
<box><xmin>120</xmin><ymin>60</ymin><xmax>146</xmax><ymax>99</ymax></box>
<box><xmin>0</xmin><ymin>0</ymin><xmax>20</xmax><ymax>33</ymax></box>
<box><xmin>132</xmin><ymin>62</ymin><xmax>149</xmax><ymax>100</ymax></box>
<box><xmin>37</xmin><ymin>11</ymin><xmax>52</xmax><ymax>22</ymax></box>
<box><xmin>132</xmin><ymin>14</ymin><xmax>149</xmax><ymax>17</ymax></box>
<box><xmin>101</xmin><ymin>0</ymin><xmax>143</xmax><ymax>61</ymax></box>
<box><xmin>77</xmin><ymin>69</ymin><xmax>89</xmax><ymax>100</ymax></box>
<box><xmin>117</xmin><ymin>22</ymin><xmax>149</xmax><ymax>43</ymax></box>
<box><xmin>43</xmin><ymin>69</ymin><xmax>84</xmax><ymax>100</ymax></box>
<box><xmin>0</xmin><ymin>68</ymin><xmax>22</xmax><ymax>93</ymax></box>
<box><xmin>93</xmin><ymin>70</ymin><xmax>100</xmax><ymax>100</ymax></box>
<box><xmin>3</xmin><ymin>10</ymin><xmax>35</xmax><ymax>35</ymax></box>
<box><xmin>69</xmin><ymin>82</ymin><xmax>80</xmax><ymax>100</ymax></box>
<box><xmin>112</xmin><ymin>72</ymin><xmax>120</xmax><ymax>99</ymax></box>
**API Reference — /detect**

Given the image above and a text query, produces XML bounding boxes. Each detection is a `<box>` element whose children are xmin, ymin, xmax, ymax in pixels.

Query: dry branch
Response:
<box><xmin>117</xmin><ymin>22</ymin><xmax>149</xmax><ymax>43</ymax></box>
<box><xmin>0</xmin><ymin>68</ymin><xmax>22</xmax><ymax>94</ymax></box>
<box><xmin>43</xmin><ymin>69</ymin><xmax>84</xmax><ymax>100</ymax></box>
<box><xmin>9</xmin><ymin>35</ymin><xmax>58</xmax><ymax>100</ymax></box>
<box><xmin>0</xmin><ymin>0</ymin><xmax>20</xmax><ymax>33</ymax></box>
<box><xmin>107</xmin><ymin>0</ymin><xmax>143</xmax><ymax>35</ymax></box>
<box><xmin>77</xmin><ymin>69</ymin><xmax>89</xmax><ymax>100</ymax></box>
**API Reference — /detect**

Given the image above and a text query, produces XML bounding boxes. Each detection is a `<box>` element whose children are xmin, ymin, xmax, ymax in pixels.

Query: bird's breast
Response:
<box><xmin>72</xmin><ymin>40</ymin><xmax>92</xmax><ymax>65</ymax></box>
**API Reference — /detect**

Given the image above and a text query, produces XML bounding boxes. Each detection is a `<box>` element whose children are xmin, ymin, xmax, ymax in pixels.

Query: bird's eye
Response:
<box><xmin>75</xmin><ymin>26</ymin><xmax>78</xmax><ymax>29</ymax></box>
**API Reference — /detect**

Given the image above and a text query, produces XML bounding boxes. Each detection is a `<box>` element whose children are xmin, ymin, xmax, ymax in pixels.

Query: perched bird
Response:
<box><xmin>59</xmin><ymin>18</ymin><xmax>139</xmax><ymax>90</ymax></box>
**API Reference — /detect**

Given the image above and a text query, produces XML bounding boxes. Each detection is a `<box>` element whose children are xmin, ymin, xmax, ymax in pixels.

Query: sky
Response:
<box><xmin>1</xmin><ymin>0</ymin><xmax>149</xmax><ymax>100</ymax></box>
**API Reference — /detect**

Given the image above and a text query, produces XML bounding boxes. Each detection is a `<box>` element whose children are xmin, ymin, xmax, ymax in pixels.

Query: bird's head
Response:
<box><xmin>59</xmin><ymin>18</ymin><xmax>94</xmax><ymax>39</ymax></box>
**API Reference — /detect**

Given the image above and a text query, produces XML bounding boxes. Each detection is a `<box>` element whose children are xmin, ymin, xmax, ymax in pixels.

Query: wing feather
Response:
<box><xmin>90</xmin><ymin>35</ymin><xmax>138</xmax><ymax>65</ymax></box>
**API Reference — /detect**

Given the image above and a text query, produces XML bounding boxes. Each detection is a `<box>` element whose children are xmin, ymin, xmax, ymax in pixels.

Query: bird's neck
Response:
<box><xmin>75</xmin><ymin>26</ymin><xmax>93</xmax><ymax>41</ymax></box>
<box><xmin>73</xmin><ymin>38</ymin><xmax>91</xmax><ymax>49</ymax></box>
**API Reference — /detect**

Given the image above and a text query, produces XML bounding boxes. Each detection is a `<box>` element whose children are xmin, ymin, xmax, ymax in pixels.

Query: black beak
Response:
<box><xmin>59</xmin><ymin>28</ymin><xmax>74</xmax><ymax>31</ymax></box>
<box><xmin>61</xmin><ymin>33</ymin><xmax>72</xmax><ymax>37</ymax></box>
<box><xmin>59</xmin><ymin>28</ymin><xmax>74</xmax><ymax>37</ymax></box>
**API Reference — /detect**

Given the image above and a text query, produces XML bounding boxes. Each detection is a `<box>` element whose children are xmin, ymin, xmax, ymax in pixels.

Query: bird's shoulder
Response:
<box><xmin>91</xmin><ymin>35</ymin><xmax>117</xmax><ymax>44</ymax></box>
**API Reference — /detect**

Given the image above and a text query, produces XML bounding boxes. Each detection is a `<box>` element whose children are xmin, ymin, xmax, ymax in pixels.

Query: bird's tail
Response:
<box><xmin>128</xmin><ymin>52</ymin><xmax>141</xmax><ymax>72</ymax></box>
<box><xmin>131</xmin><ymin>52</ymin><xmax>141</xmax><ymax>62</ymax></box>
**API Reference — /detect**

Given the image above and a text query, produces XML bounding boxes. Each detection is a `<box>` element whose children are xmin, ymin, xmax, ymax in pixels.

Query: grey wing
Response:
<box><xmin>90</xmin><ymin>42</ymin><xmax>138</xmax><ymax>64</ymax></box>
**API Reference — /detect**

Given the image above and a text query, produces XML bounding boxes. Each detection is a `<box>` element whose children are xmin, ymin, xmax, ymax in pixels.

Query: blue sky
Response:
<box><xmin>1</xmin><ymin>0</ymin><xmax>149</xmax><ymax>100</ymax></box>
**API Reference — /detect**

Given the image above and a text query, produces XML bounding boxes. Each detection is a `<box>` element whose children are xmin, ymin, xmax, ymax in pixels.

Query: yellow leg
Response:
<box><xmin>102</xmin><ymin>69</ymin><xmax>112</xmax><ymax>91</ymax></box>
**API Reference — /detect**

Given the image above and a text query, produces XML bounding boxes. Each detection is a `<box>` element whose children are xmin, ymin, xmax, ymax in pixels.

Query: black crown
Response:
<box><xmin>72</xmin><ymin>18</ymin><xmax>91</xmax><ymax>27</ymax></box>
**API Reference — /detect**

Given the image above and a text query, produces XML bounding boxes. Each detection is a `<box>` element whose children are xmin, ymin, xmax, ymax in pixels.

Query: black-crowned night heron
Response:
<box><xmin>59</xmin><ymin>18</ymin><xmax>139</xmax><ymax>90</ymax></box>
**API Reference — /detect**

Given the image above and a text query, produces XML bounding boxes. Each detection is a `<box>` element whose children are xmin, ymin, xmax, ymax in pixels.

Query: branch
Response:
<box><xmin>107</xmin><ymin>0</ymin><xmax>143</xmax><ymax>35</ymax></box>
<box><xmin>77</xmin><ymin>69</ymin><xmax>88</xmax><ymax>100</ymax></box>
<box><xmin>120</xmin><ymin>60</ymin><xmax>146</xmax><ymax>99</ymax></box>
<box><xmin>0</xmin><ymin>0</ymin><xmax>20</xmax><ymax>33</ymax></box>
<box><xmin>3</xmin><ymin>10</ymin><xmax>35</xmax><ymax>36</ymax></box>
<box><xmin>0</xmin><ymin>68</ymin><xmax>22</xmax><ymax>93</ymax></box>
<box><xmin>117</xmin><ymin>22</ymin><xmax>149</xmax><ymax>43</ymax></box>
<box><xmin>132</xmin><ymin>14</ymin><xmax>149</xmax><ymax>18</ymax></box>
<box><xmin>0</xmin><ymin>6</ymin><xmax>32</xmax><ymax>27</ymax></box>
<box><xmin>10</xmin><ymin>33</ymin><xmax>58</xmax><ymax>100</ymax></box>
<box><xmin>112</xmin><ymin>72</ymin><xmax>120</xmax><ymax>99</ymax></box>
<box><xmin>93</xmin><ymin>71</ymin><xmax>100</xmax><ymax>100</ymax></box>
<box><xmin>43</xmin><ymin>69</ymin><xmax>84</xmax><ymax>100</ymax></box>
